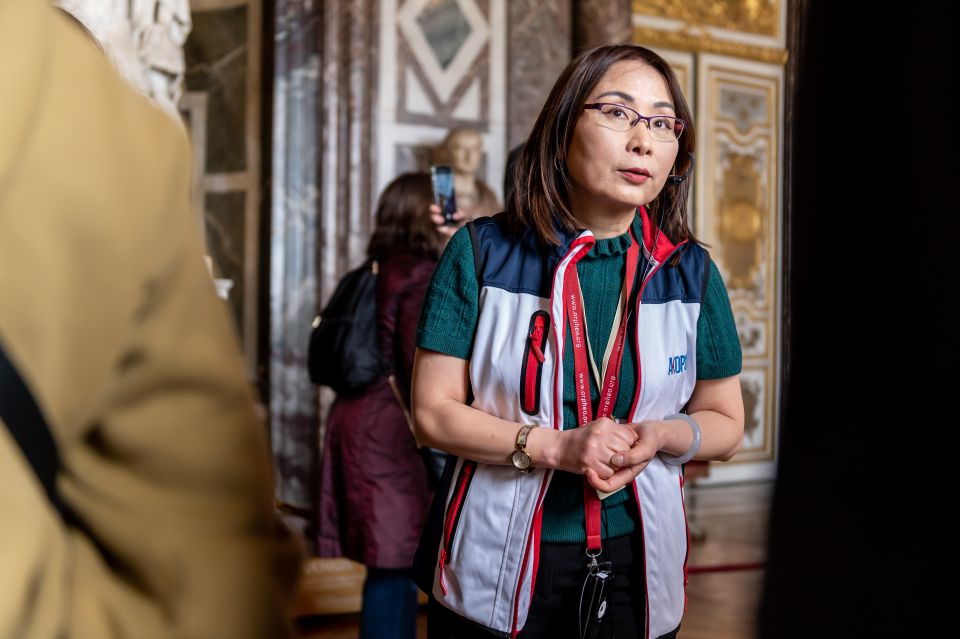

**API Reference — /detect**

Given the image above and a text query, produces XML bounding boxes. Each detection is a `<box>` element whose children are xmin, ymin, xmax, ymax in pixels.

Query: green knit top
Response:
<box><xmin>416</xmin><ymin>215</ymin><xmax>741</xmax><ymax>542</ymax></box>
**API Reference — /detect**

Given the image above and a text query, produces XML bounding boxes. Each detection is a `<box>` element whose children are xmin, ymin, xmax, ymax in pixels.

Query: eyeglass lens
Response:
<box><xmin>593</xmin><ymin>104</ymin><xmax>682</xmax><ymax>141</ymax></box>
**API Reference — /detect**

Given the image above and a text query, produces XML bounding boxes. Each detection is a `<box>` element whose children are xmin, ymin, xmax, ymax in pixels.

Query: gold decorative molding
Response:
<box><xmin>634</xmin><ymin>0</ymin><xmax>780</xmax><ymax>37</ymax></box>
<box><xmin>718</xmin><ymin>154</ymin><xmax>764</xmax><ymax>291</ymax></box>
<box><xmin>695</xmin><ymin>56</ymin><xmax>783</xmax><ymax>469</ymax></box>
<box><xmin>650</xmin><ymin>49</ymin><xmax>695</xmax><ymax>112</ymax></box>
<box><xmin>632</xmin><ymin>25</ymin><xmax>787</xmax><ymax>65</ymax></box>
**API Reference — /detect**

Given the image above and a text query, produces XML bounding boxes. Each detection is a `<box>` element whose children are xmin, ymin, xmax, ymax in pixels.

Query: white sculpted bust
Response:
<box><xmin>440</xmin><ymin>128</ymin><xmax>501</xmax><ymax>221</ymax></box>
<box><xmin>54</xmin><ymin>0</ymin><xmax>191</xmax><ymax>120</ymax></box>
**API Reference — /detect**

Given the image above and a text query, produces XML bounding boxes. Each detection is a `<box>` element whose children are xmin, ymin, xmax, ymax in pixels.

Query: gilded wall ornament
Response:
<box><xmin>718</xmin><ymin>154</ymin><xmax>764</xmax><ymax>291</ymax></box>
<box><xmin>631</xmin><ymin>0</ymin><xmax>787</xmax><ymax>65</ymax></box>
<box><xmin>637</xmin><ymin>0</ymin><xmax>779</xmax><ymax>36</ymax></box>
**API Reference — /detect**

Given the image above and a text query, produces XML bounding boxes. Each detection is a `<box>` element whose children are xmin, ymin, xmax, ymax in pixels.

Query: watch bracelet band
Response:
<box><xmin>513</xmin><ymin>424</ymin><xmax>535</xmax><ymax>471</ymax></box>
<box><xmin>516</xmin><ymin>423</ymin><xmax>535</xmax><ymax>449</ymax></box>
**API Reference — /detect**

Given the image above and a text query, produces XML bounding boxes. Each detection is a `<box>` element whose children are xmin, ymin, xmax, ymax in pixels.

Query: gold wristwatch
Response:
<box><xmin>511</xmin><ymin>424</ymin><xmax>535</xmax><ymax>472</ymax></box>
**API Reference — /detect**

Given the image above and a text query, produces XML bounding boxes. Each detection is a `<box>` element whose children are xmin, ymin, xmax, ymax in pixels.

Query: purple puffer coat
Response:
<box><xmin>316</xmin><ymin>252</ymin><xmax>436</xmax><ymax>568</ymax></box>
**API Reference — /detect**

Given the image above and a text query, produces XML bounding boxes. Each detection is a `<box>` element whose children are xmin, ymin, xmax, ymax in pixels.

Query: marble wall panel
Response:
<box><xmin>204</xmin><ymin>191</ymin><xmax>246</xmax><ymax>331</ymax></box>
<box><xmin>506</xmin><ymin>0</ymin><xmax>571</xmax><ymax>150</ymax></box>
<box><xmin>396</xmin><ymin>41</ymin><xmax>491</xmax><ymax>129</ymax></box>
<box><xmin>182</xmin><ymin>0</ymin><xmax>261</xmax><ymax>371</ymax></box>
<box><xmin>185</xmin><ymin>6</ymin><xmax>247</xmax><ymax>173</ymax></box>
<box><xmin>394</xmin><ymin>0</ymin><xmax>491</xmax><ymax>129</ymax></box>
<box><xmin>572</xmin><ymin>0</ymin><xmax>632</xmax><ymax>52</ymax></box>
<box><xmin>378</xmin><ymin>0</ymin><xmax>505</xmax><ymax>201</ymax></box>
<box><xmin>395</xmin><ymin>143</ymin><xmax>433</xmax><ymax>176</ymax></box>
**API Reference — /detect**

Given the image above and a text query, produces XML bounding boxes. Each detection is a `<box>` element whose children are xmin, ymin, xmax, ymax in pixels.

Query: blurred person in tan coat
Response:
<box><xmin>0</xmin><ymin>1</ymin><xmax>301</xmax><ymax>637</ymax></box>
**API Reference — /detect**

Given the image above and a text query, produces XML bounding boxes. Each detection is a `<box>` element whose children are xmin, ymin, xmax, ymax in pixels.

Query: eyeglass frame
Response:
<box><xmin>582</xmin><ymin>102</ymin><xmax>686</xmax><ymax>140</ymax></box>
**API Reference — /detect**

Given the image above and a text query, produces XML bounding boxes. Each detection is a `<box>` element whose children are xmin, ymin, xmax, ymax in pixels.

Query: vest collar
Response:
<box><xmin>556</xmin><ymin>206</ymin><xmax>684</xmax><ymax>263</ymax></box>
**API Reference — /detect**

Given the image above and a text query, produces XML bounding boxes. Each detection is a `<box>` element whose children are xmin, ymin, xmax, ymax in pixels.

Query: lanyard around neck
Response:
<box><xmin>564</xmin><ymin>225</ymin><xmax>641</xmax><ymax>553</ymax></box>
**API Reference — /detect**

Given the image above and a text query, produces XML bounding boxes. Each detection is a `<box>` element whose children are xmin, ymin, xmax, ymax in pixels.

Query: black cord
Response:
<box><xmin>601</xmin><ymin>499</ymin><xmax>615</xmax><ymax>638</ymax></box>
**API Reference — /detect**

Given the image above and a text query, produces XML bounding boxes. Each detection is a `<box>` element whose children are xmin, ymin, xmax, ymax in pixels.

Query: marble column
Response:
<box><xmin>572</xmin><ymin>0</ymin><xmax>632</xmax><ymax>52</ymax></box>
<box><xmin>269</xmin><ymin>0</ymin><xmax>377</xmax><ymax>531</ymax></box>
<box><xmin>319</xmin><ymin>0</ymin><xmax>377</xmax><ymax>294</ymax></box>
<box><xmin>506</xmin><ymin>0</ymin><xmax>572</xmax><ymax>150</ymax></box>
<box><xmin>269</xmin><ymin>0</ymin><xmax>323</xmax><ymax>515</ymax></box>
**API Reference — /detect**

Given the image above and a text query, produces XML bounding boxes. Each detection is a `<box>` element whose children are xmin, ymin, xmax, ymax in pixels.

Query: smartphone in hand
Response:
<box><xmin>430</xmin><ymin>165</ymin><xmax>458</xmax><ymax>225</ymax></box>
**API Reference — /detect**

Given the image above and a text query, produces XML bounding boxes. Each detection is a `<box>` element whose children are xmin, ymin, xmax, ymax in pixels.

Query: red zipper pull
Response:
<box><xmin>438</xmin><ymin>549</ymin><xmax>448</xmax><ymax>596</ymax></box>
<box><xmin>530</xmin><ymin>324</ymin><xmax>545</xmax><ymax>363</ymax></box>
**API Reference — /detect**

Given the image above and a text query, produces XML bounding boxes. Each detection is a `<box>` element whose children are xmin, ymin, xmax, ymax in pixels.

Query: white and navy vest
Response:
<box><xmin>414</xmin><ymin>212</ymin><xmax>708</xmax><ymax>638</ymax></box>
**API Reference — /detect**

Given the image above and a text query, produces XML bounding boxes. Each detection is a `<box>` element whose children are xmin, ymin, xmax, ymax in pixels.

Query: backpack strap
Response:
<box><xmin>0</xmin><ymin>341</ymin><xmax>64</xmax><ymax>515</ymax></box>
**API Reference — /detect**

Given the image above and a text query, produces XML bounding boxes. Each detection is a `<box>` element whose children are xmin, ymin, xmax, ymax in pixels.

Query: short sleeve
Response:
<box><xmin>415</xmin><ymin>226</ymin><xmax>479</xmax><ymax>360</ymax></box>
<box><xmin>696</xmin><ymin>257</ymin><xmax>743</xmax><ymax>379</ymax></box>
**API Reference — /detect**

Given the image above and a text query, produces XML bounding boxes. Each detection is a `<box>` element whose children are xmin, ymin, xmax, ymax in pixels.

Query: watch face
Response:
<box><xmin>511</xmin><ymin>450</ymin><xmax>531</xmax><ymax>470</ymax></box>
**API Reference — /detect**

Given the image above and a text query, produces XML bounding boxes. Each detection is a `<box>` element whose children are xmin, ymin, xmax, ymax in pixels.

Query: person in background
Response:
<box><xmin>0</xmin><ymin>1</ymin><xmax>301</xmax><ymax>637</ymax></box>
<box><xmin>317</xmin><ymin>173</ymin><xmax>452</xmax><ymax>639</ymax></box>
<box><xmin>411</xmin><ymin>44</ymin><xmax>744</xmax><ymax>638</ymax></box>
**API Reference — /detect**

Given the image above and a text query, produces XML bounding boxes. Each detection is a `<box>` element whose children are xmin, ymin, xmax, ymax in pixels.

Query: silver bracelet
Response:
<box><xmin>660</xmin><ymin>413</ymin><xmax>702</xmax><ymax>465</ymax></box>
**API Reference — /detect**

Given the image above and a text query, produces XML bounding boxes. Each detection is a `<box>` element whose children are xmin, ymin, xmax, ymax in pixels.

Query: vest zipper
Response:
<box><xmin>627</xmin><ymin>241</ymin><xmax>687</xmax><ymax>638</ymax></box>
<box><xmin>438</xmin><ymin>460</ymin><xmax>476</xmax><ymax>596</ymax></box>
<box><xmin>626</xmin><ymin>241</ymin><xmax>687</xmax><ymax>420</ymax></box>
<box><xmin>509</xmin><ymin>473</ymin><xmax>550</xmax><ymax>636</ymax></box>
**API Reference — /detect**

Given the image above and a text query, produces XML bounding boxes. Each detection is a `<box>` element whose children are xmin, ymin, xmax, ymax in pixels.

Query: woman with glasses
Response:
<box><xmin>411</xmin><ymin>45</ymin><xmax>744</xmax><ymax>638</ymax></box>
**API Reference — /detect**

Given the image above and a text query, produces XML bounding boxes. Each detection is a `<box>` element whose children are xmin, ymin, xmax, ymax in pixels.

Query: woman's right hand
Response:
<box><xmin>554</xmin><ymin>417</ymin><xmax>637</xmax><ymax>480</ymax></box>
<box><xmin>429</xmin><ymin>203</ymin><xmax>466</xmax><ymax>240</ymax></box>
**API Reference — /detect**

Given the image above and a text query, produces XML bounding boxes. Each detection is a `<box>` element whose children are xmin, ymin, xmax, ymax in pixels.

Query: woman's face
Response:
<box><xmin>566</xmin><ymin>60</ymin><xmax>680</xmax><ymax>221</ymax></box>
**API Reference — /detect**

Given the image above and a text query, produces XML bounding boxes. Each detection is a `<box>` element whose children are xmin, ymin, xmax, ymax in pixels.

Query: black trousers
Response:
<box><xmin>427</xmin><ymin>534</ymin><xmax>680</xmax><ymax>639</ymax></box>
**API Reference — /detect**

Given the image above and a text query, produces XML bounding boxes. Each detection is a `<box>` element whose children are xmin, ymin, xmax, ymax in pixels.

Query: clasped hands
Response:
<box><xmin>558</xmin><ymin>417</ymin><xmax>663</xmax><ymax>494</ymax></box>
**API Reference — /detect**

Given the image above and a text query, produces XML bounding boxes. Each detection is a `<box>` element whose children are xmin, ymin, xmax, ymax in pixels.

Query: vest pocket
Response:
<box><xmin>438</xmin><ymin>460</ymin><xmax>476</xmax><ymax>595</ymax></box>
<box><xmin>520</xmin><ymin>311</ymin><xmax>550</xmax><ymax>416</ymax></box>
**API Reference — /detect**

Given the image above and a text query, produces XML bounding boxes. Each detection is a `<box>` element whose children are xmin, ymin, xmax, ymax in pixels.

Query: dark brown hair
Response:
<box><xmin>367</xmin><ymin>172</ymin><xmax>444</xmax><ymax>260</ymax></box>
<box><xmin>506</xmin><ymin>44</ymin><xmax>697</xmax><ymax>246</ymax></box>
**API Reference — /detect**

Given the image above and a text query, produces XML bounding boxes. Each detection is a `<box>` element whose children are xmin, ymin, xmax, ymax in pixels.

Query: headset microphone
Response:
<box><xmin>666</xmin><ymin>152</ymin><xmax>695</xmax><ymax>185</ymax></box>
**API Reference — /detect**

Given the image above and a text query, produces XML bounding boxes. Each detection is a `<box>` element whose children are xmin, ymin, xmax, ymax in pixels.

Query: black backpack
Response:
<box><xmin>308</xmin><ymin>259</ymin><xmax>382</xmax><ymax>394</ymax></box>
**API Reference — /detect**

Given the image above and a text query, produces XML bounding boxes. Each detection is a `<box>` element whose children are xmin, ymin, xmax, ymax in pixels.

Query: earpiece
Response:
<box><xmin>666</xmin><ymin>152</ymin><xmax>695</xmax><ymax>185</ymax></box>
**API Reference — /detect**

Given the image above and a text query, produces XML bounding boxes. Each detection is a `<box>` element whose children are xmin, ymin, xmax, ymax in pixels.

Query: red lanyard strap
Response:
<box><xmin>564</xmin><ymin>226</ymin><xmax>640</xmax><ymax>553</ymax></box>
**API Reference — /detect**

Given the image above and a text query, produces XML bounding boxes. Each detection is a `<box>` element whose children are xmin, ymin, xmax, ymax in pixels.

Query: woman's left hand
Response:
<box><xmin>584</xmin><ymin>421</ymin><xmax>662</xmax><ymax>494</ymax></box>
